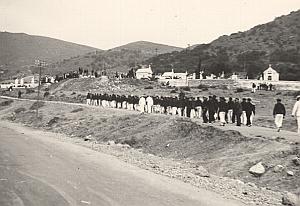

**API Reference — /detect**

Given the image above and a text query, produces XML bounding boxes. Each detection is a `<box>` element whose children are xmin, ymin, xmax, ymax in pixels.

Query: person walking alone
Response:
<box><xmin>292</xmin><ymin>95</ymin><xmax>300</xmax><ymax>134</ymax></box>
<box><xmin>273</xmin><ymin>99</ymin><xmax>286</xmax><ymax>132</ymax></box>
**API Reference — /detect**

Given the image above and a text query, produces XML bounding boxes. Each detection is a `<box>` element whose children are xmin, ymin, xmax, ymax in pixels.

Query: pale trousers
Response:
<box><xmin>172</xmin><ymin>107</ymin><xmax>177</xmax><ymax>115</ymax></box>
<box><xmin>219</xmin><ymin>112</ymin><xmax>226</xmax><ymax>124</ymax></box>
<box><xmin>242</xmin><ymin>111</ymin><xmax>247</xmax><ymax>125</ymax></box>
<box><xmin>275</xmin><ymin>114</ymin><xmax>284</xmax><ymax>128</ymax></box>
<box><xmin>227</xmin><ymin>109</ymin><xmax>233</xmax><ymax>123</ymax></box>
<box><xmin>139</xmin><ymin>104</ymin><xmax>145</xmax><ymax>113</ymax></box>
<box><xmin>147</xmin><ymin>105</ymin><xmax>153</xmax><ymax>113</ymax></box>
<box><xmin>297</xmin><ymin>116</ymin><xmax>300</xmax><ymax>134</ymax></box>
<box><xmin>190</xmin><ymin>109</ymin><xmax>196</xmax><ymax>119</ymax></box>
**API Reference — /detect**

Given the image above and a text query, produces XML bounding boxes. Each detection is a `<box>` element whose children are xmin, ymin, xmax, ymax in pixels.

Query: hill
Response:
<box><xmin>50</xmin><ymin>41</ymin><xmax>183</xmax><ymax>75</ymax></box>
<box><xmin>0</xmin><ymin>32</ymin><xmax>99</xmax><ymax>79</ymax></box>
<box><xmin>146</xmin><ymin>10</ymin><xmax>300</xmax><ymax>80</ymax></box>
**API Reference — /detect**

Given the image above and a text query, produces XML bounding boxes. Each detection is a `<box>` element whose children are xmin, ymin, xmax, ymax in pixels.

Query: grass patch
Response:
<box><xmin>71</xmin><ymin>108</ymin><xmax>84</xmax><ymax>113</ymax></box>
<box><xmin>0</xmin><ymin>99</ymin><xmax>13</xmax><ymax>106</ymax></box>
<box><xmin>14</xmin><ymin>107</ymin><xmax>26</xmax><ymax>114</ymax></box>
<box><xmin>29</xmin><ymin>101</ymin><xmax>45</xmax><ymax>110</ymax></box>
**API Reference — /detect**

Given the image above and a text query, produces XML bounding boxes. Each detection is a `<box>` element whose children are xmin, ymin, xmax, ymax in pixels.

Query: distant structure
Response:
<box><xmin>135</xmin><ymin>65</ymin><xmax>153</xmax><ymax>79</ymax></box>
<box><xmin>161</xmin><ymin>69</ymin><xmax>187</xmax><ymax>79</ymax></box>
<box><xmin>263</xmin><ymin>64</ymin><xmax>279</xmax><ymax>81</ymax></box>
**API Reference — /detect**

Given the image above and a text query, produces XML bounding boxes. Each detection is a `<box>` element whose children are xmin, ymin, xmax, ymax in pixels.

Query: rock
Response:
<box><xmin>287</xmin><ymin>171</ymin><xmax>294</xmax><ymax>176</ymax></box>
<box><xmin>246</xmin><ymin>182</ymin><xmax>257</xmax><ymax>188</ymax></box>
<box><xmin>292</xmin><ymin>156</ymin><xmax>300</xmax><ymax>166</ymax></box>
<box><xmin>249</xmin><ymin>162</ymin><xmax>266</xmax><ymax>176</ymax></box>
<box><xmin>282</xmin><ymin>192</ymin><xmax>299</xmax><ymax>206</ymax></box>
<box><xmin>194</xmin><ymin>166</ymin><xmax>210</xmax><ymax>177</ymax></box>
<box><xmin>273</xmin><ymin>165</ymin><xmax>285</xmax><ymax>173</ymax></box>
<box><xmin>107</xmin><ymin>140</ymin><xmax>115</xmax><ymax>146</ymax></box>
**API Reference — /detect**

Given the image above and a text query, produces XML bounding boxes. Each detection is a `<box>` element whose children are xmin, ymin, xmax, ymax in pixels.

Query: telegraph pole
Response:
<box><xmin>34</xmin><ymin>60</ymin><xmax>46</xmax><ymax>117</ymax></box>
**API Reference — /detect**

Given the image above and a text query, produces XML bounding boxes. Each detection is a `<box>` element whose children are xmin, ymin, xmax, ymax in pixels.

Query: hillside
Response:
<box><xmin>146</xmin><ymin>10</ymin><xmax>300</xmax><ymax>80</ymax></box>
<box><xmin>0</xmin><ymin>32</ymin><xmax>99</xmax><ymax>79</ymax></box>
<box><xmin>50</xmin><ymin>41</ymin><xmax>183</xmax><ymax>75</ymax></box>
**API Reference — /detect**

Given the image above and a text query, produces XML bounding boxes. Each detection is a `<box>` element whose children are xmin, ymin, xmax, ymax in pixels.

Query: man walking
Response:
<box><xmin>233</xmin><ymin>98</ymin><xmax>243</xmax><ymax>126</ymax></box>
<box><xmin>292</xmin><ymin>95</ymin><xmax>300</xmax><ymax>134</ymax></box>
<box><xmin>273</xmin><ymin>99</ymin><xmax>286</xmax><ymax>132</ymax></box>
<box><xmin>245</xmin><ymin>98</ymin><xmax>255</xmax><ymax>126</ymax></box>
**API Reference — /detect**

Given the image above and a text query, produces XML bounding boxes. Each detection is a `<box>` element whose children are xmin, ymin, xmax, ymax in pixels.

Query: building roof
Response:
<box><xmin>136</xmin><ymin>68</ymin><xmax>152</xmax><ymax>73</ymax></box>
<box><xmin>263</xmin><ymin>65</ymin><xmax>279</xmax><ymax>73</ymax></box>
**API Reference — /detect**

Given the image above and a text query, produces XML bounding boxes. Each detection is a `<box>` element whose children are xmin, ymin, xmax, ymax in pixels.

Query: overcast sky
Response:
<box><xmin>0</xmin><ymin>0</ymin><xmax>299</xmax><ymax>49</ymax></box>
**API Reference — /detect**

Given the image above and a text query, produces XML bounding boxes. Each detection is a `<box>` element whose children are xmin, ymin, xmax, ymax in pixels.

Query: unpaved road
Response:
<box><xmin>0</xmin><ymin>122</ymin><xmax>244</xmax><ymax>206</ymax></box>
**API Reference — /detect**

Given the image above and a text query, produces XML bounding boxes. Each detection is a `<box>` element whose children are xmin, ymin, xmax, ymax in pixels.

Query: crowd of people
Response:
<box><xmin>86</xmin><ymin>93</ymin><xmax>258</xmax><ymax>127</ymax></box>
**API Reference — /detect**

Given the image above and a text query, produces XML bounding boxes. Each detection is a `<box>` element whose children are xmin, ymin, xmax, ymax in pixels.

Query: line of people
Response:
<box><xmin>86</xmin><ymin>93</ymin><xmax>256</xmax><ymax>127</ymax></box>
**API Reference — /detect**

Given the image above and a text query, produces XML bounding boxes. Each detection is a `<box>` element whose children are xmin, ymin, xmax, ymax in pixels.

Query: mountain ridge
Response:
<box><xmin>145</xmin><ymin>10</ymin><xmax>300</xmax><ymax>80</ymax></box>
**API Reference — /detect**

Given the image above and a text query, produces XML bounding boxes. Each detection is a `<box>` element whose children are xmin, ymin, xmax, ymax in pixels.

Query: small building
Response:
<box><xmin>136</xmin><ymin>65</ymin><xmax>153</xmax><ymax>80</ymax></box>
<box><xmin>263</xmin><ymin>65</ymin><xmax>279</xmax><ymax>81</ymax></box>
<box><xmin>161</xmin><ymin>69</ymin><xmax>187</xmax><ymax>80</ymax></box>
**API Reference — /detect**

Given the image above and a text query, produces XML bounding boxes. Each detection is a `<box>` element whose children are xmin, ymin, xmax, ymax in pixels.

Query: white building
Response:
<box><xmin>136</xmin><ymin>65</ymin><xmax>153</xmax><ymax>80</ymax></box>
<box><xmin>263</xmin><ymin>65</ymin><xmax>279</xmax><ymax>81</ymax></box>
<box><xmin>161</xmin><ymin>69</ymin><xmax>187</xmax><ymax>79</ymax></box>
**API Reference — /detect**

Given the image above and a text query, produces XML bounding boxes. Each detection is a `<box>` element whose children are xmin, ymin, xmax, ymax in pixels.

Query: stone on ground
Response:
<box><xmin>282</xmin><ymin>192</ymin><xmax>299</xmax><ymax>206</ymax></box>
<box><xmin>273</xmin><ymin>165</ymin><xmax>284</xmax><ymax>173</ymax></box>
<box><xmin>249</xmin><ymin>162</ymin><xmax>266</xmax><ymax>176</ymax></box>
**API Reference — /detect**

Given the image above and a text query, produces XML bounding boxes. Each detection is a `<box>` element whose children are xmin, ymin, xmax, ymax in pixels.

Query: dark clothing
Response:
<box><xmin>244</xmin><ymin>102</ymin><xmax>255</xmax><ymax>126</ymax></box>
<box><xmin>218</xmin><ymin>101</ymin><xmax>228</xmax><ymax>112</ymax></box>
<box><xmin>273</xmin><ymin>103</ymin><xmax>286</xmax><ymax>116</ymax></box>
<box><xmin>233</xmin><ymin>102</ymin><xmax>243</xmax><ymax>126</ymax></box>
<box><xmin>227</xmin><ymin>100</ymin><xmax>234</xmax><ymax>110</ymax></box>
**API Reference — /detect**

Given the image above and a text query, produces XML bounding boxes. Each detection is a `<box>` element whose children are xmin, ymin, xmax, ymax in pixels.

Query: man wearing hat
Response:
<box><xmin>292</xmin><ymin>95</ymin><xmax>300</xmax><ymax>134</ymax></box>
<box><xmin>273</xmin><ymin>99</ymin><xmax>286</xmax><ymax>132</ymax></box>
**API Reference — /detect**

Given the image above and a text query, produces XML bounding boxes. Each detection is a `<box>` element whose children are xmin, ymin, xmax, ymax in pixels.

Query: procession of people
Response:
<box><xmin>86</xmin><ymin>92</ymin><xmax>258</xmax><ymax>127</ymax></box>
<box><xmin>85</xmin><ymin>92</ymin><xmax>300</xmax><ymax>134</ymax></box>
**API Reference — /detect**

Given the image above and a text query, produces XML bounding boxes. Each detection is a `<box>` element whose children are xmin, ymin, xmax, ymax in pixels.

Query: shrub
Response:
<box><xmin>47</xmin><ymin>116</ymin><xmax>59</xmax><ymax>127</ymax></box>
<box><xmin>26</xmin><ymin>88</ymin><xmax>35</xmax><ymax>94</ymax></box>
<box><xmin>71</xmin><ymin>91</ymin><xmax>76</xmax><ymax>95</ymax></box>
<box><xmin>170</xmin><ymin>89</ymin><xmax>177</xmax><ymax>93</ymax></box>
<box><xmin>0</xmin><ymin>99</ymin><xmax>13</xmax><ymax>106</ymax></box>
<box><xmin>44</xmin><ymin>92</ymin><xmax>50</xmax><ymax>98</ymax></box>
<box><xmin>197</xmin><ymin>84</ymin><xmax>209</xmax><ymax>90</ymax></box>
<box><xmin>29</xmin><ymin>101</ymin><xmax>45</xmax><ymax>110</ymax></box>
<box><xmin>71</xmin><ymin>108</ymin><xmax>84</xmax><ymax>113</ymax></box>
<box><xmin>235</xmin><ymin>88</ymin><xmax>245</xmax><ymax>93</ymax></box>
<box><xmin>14</xmin><ymin>107</ymin><xmax>26</xmax><ymax>114</ymax></box>
<box><xmin>144</xmin><ymin>86</ymin><xmax>153</xmax><ymax>89</ymax></box>
<box><xmin>181</xmin><ymin>86</ymin><xmax>191</xmax><ymax>91</ymax></box>
<box><xmin>122</xmin><ymin>137</ymin><xmax>137</xmax><ymax>147</ymax></box>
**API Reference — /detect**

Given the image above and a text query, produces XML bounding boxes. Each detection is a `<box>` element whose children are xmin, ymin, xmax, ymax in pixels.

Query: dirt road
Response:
<box><xmin>0</xmin><ymin>122</ymin><xmax>244</xmax><ymax>206</ymax></box>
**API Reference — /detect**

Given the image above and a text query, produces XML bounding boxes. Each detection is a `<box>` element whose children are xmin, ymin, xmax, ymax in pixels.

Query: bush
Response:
<box><xmin>122</xmin><ymin>137</ymin><xmax>137</xmax><ymax>147</ymax></box>
<box><xmin>44</xmin><ymin>92</ymin><xmax>50</xmax><ymax>98</ymax></box>
<box><xmin>26</xmin><ymin>88</ymin><xmax>35</xmax><ymax>94</ymax></box>
<box><xmin>0</xmin><ymin>99</ymin><xmax>13</xmax><ymax>106</ymax></box>
<box><xmin>46</xmin><ymin>117</ymin><xmax>59</xmax><ymax>127</ymax></box>
<box><xmin>144</xmin><ymin>86</ymin><xmax>153</xmax><ymax>89</ymax></box>
<box><xmin>235</xmin><ymin>88</ymin><xmax>245</xmax><ymax>93</ymax></box>
<box><xmin>29</xmin><ymin>101</ymin><xmax>45</xmax><ymax>110</ymax></box>
<box><xmin>71</xmin><ymin>108</ymin><xmax>84</xmax><ymax>113</ymax></box>
<box><xmin>14</xmin><ymin>107</ymin><xmax>26</xmax><ymax>114</ymax></box>
<box><xmin>170</xmin><ymin>89</ymin><xmax>177</xmax><ymax>93</ymax></box>
<box><xmin>197</xmin><ymin>84</ymin><xmax>209</xmax><ymax>90</ymax></box>
<box><xmin>71</xmin><ymin>91</ymin><xmax>76</xmax><ymax>95</ymax></box>
<box><xmin>181</xmin><ymin>86</ymin><xmax>191</xmax><ymax>91</ymax></box>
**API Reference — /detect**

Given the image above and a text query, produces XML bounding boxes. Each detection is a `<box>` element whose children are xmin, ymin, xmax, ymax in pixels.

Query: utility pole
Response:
<box><xmin>34</xmin><ymin>59</ymin><xmax>46</xmax><ymax>117</ymax></box>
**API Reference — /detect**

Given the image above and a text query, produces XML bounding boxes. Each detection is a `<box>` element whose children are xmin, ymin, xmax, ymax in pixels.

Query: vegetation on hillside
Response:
<box><xmin>145</xmin><ymin>10</ymin><xmax>300</xmax><ymax>80</ymax></box>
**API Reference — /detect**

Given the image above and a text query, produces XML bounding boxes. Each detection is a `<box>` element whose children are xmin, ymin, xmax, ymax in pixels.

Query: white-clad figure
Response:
<box><xmin>292</xmin><ymin>95</ymin><xmax>300</xmax><ymax>134</ymax></box>
<box><xmin>139</xmin><ymin>96</ymin><xmax>146</xmax><ymax>113</ymax></box>
<box><xmin>146</xmin><ymin>96</ymin><xmax>154</xmax><ymax>114</ymax></box>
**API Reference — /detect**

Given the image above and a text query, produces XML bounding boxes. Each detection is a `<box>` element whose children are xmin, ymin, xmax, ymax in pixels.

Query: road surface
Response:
<box><xmin>0</xmin><ymin>122</ymin><xmax>244</xmax><ymax>206</ymax></box>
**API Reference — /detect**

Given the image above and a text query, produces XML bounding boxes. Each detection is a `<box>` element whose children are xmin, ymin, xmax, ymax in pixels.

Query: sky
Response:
<box><xmin>0</xmin><ymin>0</ymin><xmax>299</xmax><ymax>50</ymax></box>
